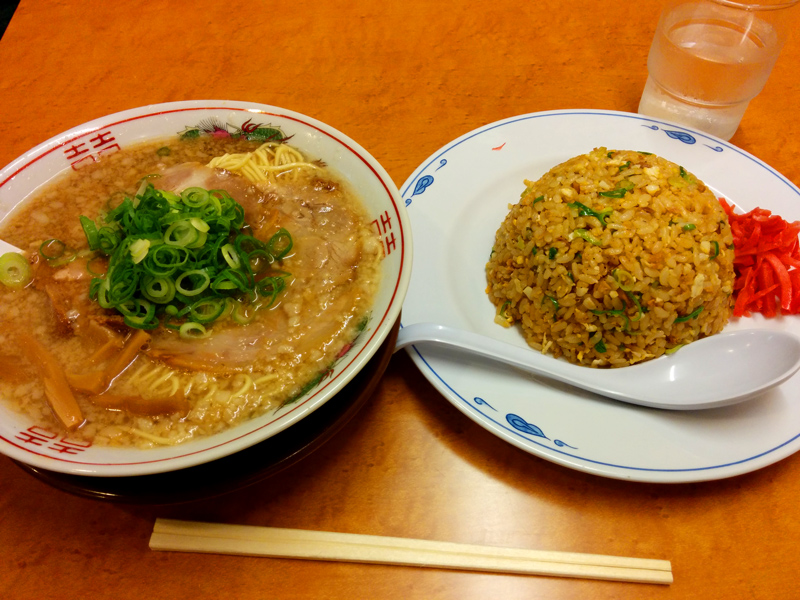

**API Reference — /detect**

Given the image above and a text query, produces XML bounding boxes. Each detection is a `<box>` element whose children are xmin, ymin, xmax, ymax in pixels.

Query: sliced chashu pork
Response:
<box><xmin>145</xmin><ymin>163</ymin><xmax>375</xmax><ymax>374</ymax></box>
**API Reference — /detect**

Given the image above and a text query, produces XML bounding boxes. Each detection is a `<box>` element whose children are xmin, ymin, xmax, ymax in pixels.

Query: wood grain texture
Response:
<box><xmin>1</xmin><ymin>0</ymin><xmax>800</xmax><ymax>598</ymax></box>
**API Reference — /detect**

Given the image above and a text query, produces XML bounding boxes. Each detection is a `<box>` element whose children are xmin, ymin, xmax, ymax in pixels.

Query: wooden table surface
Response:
<box><xmin>2</xmin><ymin>1</ymin><xmax>800</xmax><ymax>598</ymax></box>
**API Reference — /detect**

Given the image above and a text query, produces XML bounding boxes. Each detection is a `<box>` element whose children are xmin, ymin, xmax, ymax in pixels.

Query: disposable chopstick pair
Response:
<box><xmin>150</xmin><ymin>519</ymin><xmax>672</xmax><ymax>585</ymax></box>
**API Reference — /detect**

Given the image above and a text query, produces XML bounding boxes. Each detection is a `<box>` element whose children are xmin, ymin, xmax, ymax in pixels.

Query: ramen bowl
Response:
<box><xmin>0</xmin><ymin>100</ymin><xmax>411</xmax><ymax>476</ymax></box>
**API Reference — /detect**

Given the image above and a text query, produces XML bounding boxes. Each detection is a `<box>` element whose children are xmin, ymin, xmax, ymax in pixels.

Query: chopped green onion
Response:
<box><xmin>229</xmin><ymin>300</ymin><xmax>256</xmax><ymax>325</ymax></box>
<box><xmin>221</xmin><ymin>243</ymin><xmax>241</xmax><ymax>269</ymax></box>
<box><xmin>181</xmin><ymin>187</ymin><xmax>210</xmax><ymax>208</ymax></box>
<box><xmin>162</xmin><ymin>190</ymin><xmax>181</xmax><ymax>205</ymax></box>
<box><xmin>594</xmin><ymin>339</ymin><xmax>607</xmax><ymax>353</ymax></box>
<box><xmin>710</xmin><ymin>240</ymin><xmax>720</xmax><ymax>259</ymax></box>
<box><xmin>97</xmin><ymin>227</ymin><xmax>120</xmax><ymax>253</ymax></box>
<box><xmin>591</xmin><ymin>308</ymin><xmax>630</xmax><ymax>332</ymax></box>
<box><xmin>86</xmin><ymin>255</ymin><xmax>107</xmax><ymax>276</ymax></box>
<box><xmin>156</xmin><ymin>146</ymin><xmax>171</xmax><ymax>157</ymax></box>
<box><xmin>256</xmin><ymin>276</ymin><xmax>287</xmax><ymax>307</ymax></box>
<box><xmin>129</xmin><ymin>239</ymin><xmax>151</xmax><ymax>264</ymax></box>
<box><xmin>675</xmin><ymin>306</ymin><xmax>704</xmax><ymax>323</ymax></box>
<box><xmin>612</xmin><ymin>269</ymin><xmax>635</xmax><ymax>292</ymax></box>
<box><xmin>175</xmin><ymin>269</ymin><xmax>210</xmax><ymax>297</ymax></box>
<box><xmin>80</xmin><ymin>216</ymin><xmax>100</xmax><ymax>250</ymax></box>
<box><xmin>618</xmin><ymin>161</ymin><xmax>631</xmax><ymax>172</ymax></box>
<box><xmin>568</xmin><ymin>201</ymin><xmax>613</xmax><ymax>228</ymax></box>
<box><xmin>548</xmin><ymin>247</ymin><xmax>557</xmax><ymax>260</ymax></box>
<box><xmin>164</xmin><ymin>220</ymin><xmax>201</xmax><ymax>247</ymax></box>
<box><xmin>598</xmin><ymin>181</ymin><xmax>632</xmax><ymax>198</ymax></box>
<box><xmin>118</xmin><ymin>298</ymin><xmax>158</xmax><ymax>330</ymax></box>
<box><xmin>542</xmin><ymin>295</ymin><xmax>560</xmax><ymax>312</ymax></box>
<box><xmin>212</xmin><ymin>268</ymin><xmax>249</xmax><ymax>293</ymax></box>
<box><xmin>39</xmin><ymin>239</ymin><xmax>66</xmax><ymax>260</ymax></box>
<box><xmin>678</xmin><ymin>166</ymin><xmax>696</xmax><ymax>184</ymax></box>
<box><xmin>189</xmin><ymin>217</ymin><xmax>210</xmax><ymax>233</ymax></box>
<box><xmin>141</xmin><ymin>276</ymin><xmax>176</xmax><ymax>304</ymax></box>
<box><xmin>179</xmin><ymin>322</ymin><xmax>209</xmax><ymax>339</ymax></box>
<box><xmin>144</xmin><ymin>245</ymin><xmax>189</xmax><ymax>277</ymax></box>
<box><xmin>533</xmin><ymin>195</ymin><xmax>545</xmax><ymax>204</ymax></box>
<box><xmin>625</xmin><ymin>291</ymin><xmax>646</xmax><ymax>322</ymax></box>
<box><xmin>134</xmin><ymin>176</ymin><xmax>155</xmax><ymax>201</ymax></box>
<box><xmin>499</xmin><ymin>300</ymin><xmax>511</xmax><ymax>319</ymax></box>
<box><xmin>92</xmin><ymin>277</ymin><xmax>112</xmax><ymax>308</ymax></box>
<box><xmin>607</xmin><ymin>271</ymin><xmax>648</xmax><ymax>324</ymax></box>
<box><xmin>682</xmin><ymin>223</ymin><xmax>696</xmax><ymax>231</ymax></box>
<box><xmin>267</xmin><ymin>228</ymin><xmax>293</xmax><ymax>259</ymax></box>
<box><xmin>571</xmin><ymin>229</ymin><xmax>603</xmax><ymax>246</ymax></box>
<box><xmin>79</xmin><ymin>183</ymin><xmax>293</xmax><ymax>333</ymax></box>
<box><xmin>39</xmin><ymin>238</ymin><xmax>77</xmax><ymax>267</ymax></box>
<box><xmin>235</xmin><ymin>234</ymin><xmax>265</xmax><ymax>256</ymax></box>
<box><xmin>188</xmin><ymin>297</ymin><xmax>225</xmax><ymax>323</ymax></box>
<box><xmin>0</xmin><ymin>252</ymin><xmax>32</xmax><ymax>290</ymax></box>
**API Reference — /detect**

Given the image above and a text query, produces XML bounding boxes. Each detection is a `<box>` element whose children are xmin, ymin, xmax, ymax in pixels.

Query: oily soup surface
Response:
<box><xmin>0</xmin><ymin>136</ymin><xmax>382</xmax><ymax>447</ymax></box>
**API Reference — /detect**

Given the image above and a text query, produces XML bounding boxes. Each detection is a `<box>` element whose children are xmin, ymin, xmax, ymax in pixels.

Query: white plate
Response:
<box><xmin>0</xmin><ymin>100</ymin><xmax>412</xmax><ymax>476</ymax></box>
<box><xmin>399</xmin><ymin>109</ymin><xmax>800</xmax><ymax>483</ymax></box>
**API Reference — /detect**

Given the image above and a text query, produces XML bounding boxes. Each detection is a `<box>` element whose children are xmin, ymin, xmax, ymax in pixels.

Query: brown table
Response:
<box><xmin>2</xmin><ymin>1</ymin><xmax>800</xmax><ymax>598</ymax></box>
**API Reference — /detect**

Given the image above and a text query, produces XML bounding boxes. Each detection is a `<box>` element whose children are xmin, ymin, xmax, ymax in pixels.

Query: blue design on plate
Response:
<box><xmin>435</xmin><ymin>159</ymin><xmax>447</xmax><ymax>171</ymax></box>
<box><xmin>705</xmin><ymin>145</ymin><xmax>724</xmax><ymax>152</ymax></box>
<box><xmin>473</xmin><ymin>397</ymin><xmax>496</xmax><ymax>411</ymax></box>
<box><xmin>412</xmin><ymin>175</ymin><xmax>434</xmax><ymax>197</ymax></box>
<box><xmin>506</xmin><ymin>414</ymin><xmax>577</xmax><ymax>449</ymax></box>
<box><xmin>554</xmin><ymin>439</ymin><xmax>578</xmax><ymax>450</ymax></box>
<box><xmin>664</xmin><ymin>129</ymin><xmax>696</xmax><ymax>144</ymax></box>
<box><xmin>506</xmin><ymin>414</ymin><xmax>548</xmax><ymax>439</ymax></box>
<box><xmin>404</xmin><ymin>174</ymin><xmax>436</xmax><ymax>206</ymax></box>
<box><xmin>642</xmin><ymin>124</ymin><xmax>705</xmax><ymax>147</ymax></box>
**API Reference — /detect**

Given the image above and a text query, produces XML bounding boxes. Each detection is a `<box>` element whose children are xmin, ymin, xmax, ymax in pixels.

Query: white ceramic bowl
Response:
<box><xmin>0</xmin><ymin>100</ymin><xmax>412</xmax><ymax>476</ymax></box>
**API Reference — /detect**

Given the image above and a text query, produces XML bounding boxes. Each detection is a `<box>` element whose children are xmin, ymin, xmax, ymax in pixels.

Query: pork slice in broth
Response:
<box><xmin>145</xmin><ymin>163</ymin><xmax>379</xmax><ymax>375</ymax></box>
<box><xmin>156</xmin><ymin>163</ymin><xmax>365</xmax><ymax>290</ymax></box>
<box><xmin>34</xmin><ymin>255</ymin><xmax>125</xmax><ymax>335</ymax></box>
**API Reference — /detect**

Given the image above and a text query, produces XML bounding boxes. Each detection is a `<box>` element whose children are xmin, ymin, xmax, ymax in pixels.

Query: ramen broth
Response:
<box><xmin>0</xmin><ymin>136</ymin><xmax>382</xmax><ymax>447</ymax></box>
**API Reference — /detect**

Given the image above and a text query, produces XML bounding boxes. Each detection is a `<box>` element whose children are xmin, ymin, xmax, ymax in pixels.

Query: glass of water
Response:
<box><xmin>638</xmin><ymin>0</ymin><xmax>799</xmax><ymax>140</ymax></box>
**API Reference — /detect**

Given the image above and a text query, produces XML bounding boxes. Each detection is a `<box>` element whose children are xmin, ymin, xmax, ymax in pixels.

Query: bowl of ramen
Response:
<box><xmin>0</xmin><ymin>100</ymin><xmax>411</xmax><ymax>476</ymax></box>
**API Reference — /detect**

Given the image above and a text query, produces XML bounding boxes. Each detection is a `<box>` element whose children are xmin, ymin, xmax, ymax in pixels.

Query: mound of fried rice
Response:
<box><xmin>486</xmin><ymin>147</ymin><xmax>735</xmax><ymax>367</ymax></box>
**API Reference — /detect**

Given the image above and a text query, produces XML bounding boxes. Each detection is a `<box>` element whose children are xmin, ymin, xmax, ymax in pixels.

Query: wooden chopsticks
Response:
<box><xmin>150</xmin><ymin>519</ymin><xmax>672</xmax><ymax>585</ymax></box>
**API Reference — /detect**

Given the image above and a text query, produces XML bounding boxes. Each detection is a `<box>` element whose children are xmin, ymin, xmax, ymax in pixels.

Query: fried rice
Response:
<box><xmin>485</xmin><ymin>147</ymin><xmax>735</xmax><ymax>367</ymax></box>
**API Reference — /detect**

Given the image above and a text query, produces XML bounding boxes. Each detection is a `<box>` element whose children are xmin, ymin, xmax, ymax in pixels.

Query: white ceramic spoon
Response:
<box><xmin>395</xmin><ymin>323</ymin><xmax>800</xmax><ymax>410</ymax></box>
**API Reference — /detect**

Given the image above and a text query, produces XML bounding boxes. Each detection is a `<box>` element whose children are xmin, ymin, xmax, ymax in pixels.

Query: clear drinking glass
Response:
<box><xmin>638</xmin><ymin>0</ymin><xmax>799</xmax><ymax>140</ymax></box>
